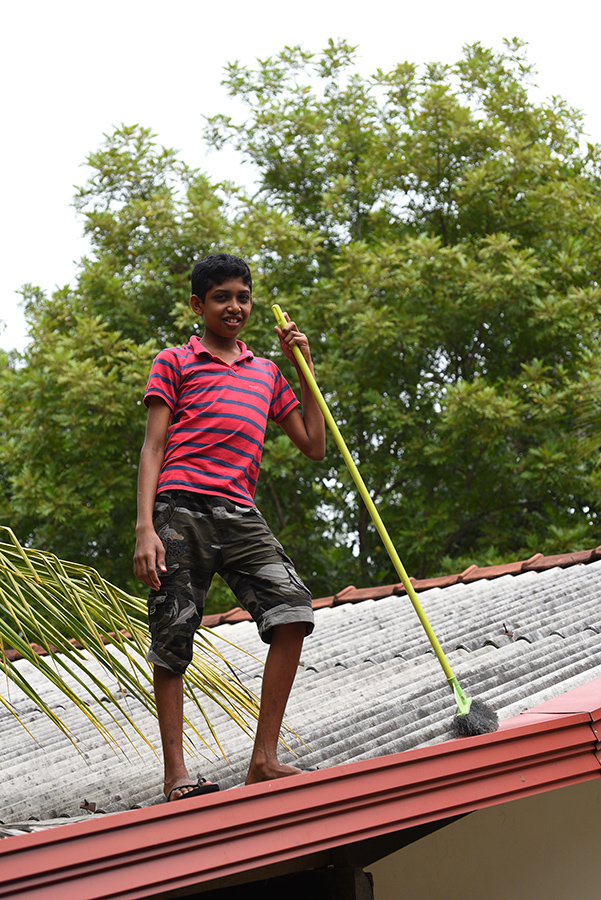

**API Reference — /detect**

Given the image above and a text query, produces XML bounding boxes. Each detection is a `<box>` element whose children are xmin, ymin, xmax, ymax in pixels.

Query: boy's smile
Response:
<box><xmin>191</xmin><ymin>278</ymin><xmax>253</xmax><ymax>343</ymax></box>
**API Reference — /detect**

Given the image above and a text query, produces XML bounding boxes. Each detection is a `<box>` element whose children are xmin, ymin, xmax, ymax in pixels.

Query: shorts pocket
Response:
<box><xmin>152</xmin><ymin>493</ymin><xmax>178</xmax><ymax>532</ymax></box>
<box><xmin>148</xmin><ymin>594</ymin><xmax>176</xmax><ymax>631</ymax></box>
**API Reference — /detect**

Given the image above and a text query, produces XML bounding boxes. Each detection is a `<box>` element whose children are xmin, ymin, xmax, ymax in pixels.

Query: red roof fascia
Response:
<box><xmin>2</xmin><ymin>679</ymin><xmax>600</xmax><ymax>900</ymax></box>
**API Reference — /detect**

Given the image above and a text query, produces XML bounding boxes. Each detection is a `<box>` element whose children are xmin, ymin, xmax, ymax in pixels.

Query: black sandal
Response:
<box><xmin>167</xmin><ymin>777</ymin><xmax>220</xmax><ymax>802</ymax></box>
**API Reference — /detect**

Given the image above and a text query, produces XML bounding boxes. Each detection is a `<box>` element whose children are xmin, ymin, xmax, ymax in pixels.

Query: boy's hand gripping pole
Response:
<box><xmin>272</xmin><ymin>304</ymin><xmax>472</xmax><ymax>717</ymax></box>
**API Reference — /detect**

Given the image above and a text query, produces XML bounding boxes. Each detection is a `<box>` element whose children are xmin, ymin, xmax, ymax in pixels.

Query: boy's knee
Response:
<box><xmin>268</xmin><ymin>621</ymin><xmax>308</xmax><ymax>645</ymax></box>
<box><xmin>153</xmin><ymin>662</ymin><xmax>184</xmax><ymax>681</ymax></box>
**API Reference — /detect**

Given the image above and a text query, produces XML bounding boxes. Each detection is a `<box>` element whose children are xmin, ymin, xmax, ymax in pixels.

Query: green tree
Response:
<box><xmin>0</xmin><ymin>126</ymin><xmax>330</xmax><ymax>601</ymax></box>
<box><xmin>205</xmin><ymin>38</ymin><xmax>601</xmax><ymax>580</ymax></box>
<box><xmin>73</xmin><ymin>124</ymin><xmax>233</xmax><ymax>346</ymax></box>
<box><xmin>0</xmin><ymin>125</ymin><xmax>232</xmax><ymax>593</ymax></box>
<box><xmin>3</xmin><ymin>41</ymin><xmax>601</xmax><ymax>604</ymax></box>
<box><xmin>0</xmin><ymin>293</ymin><xmax>154</xmax><ymax>589</ymax></box>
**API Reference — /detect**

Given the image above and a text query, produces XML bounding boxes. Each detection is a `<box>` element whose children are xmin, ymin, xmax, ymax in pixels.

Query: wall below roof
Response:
<box><xmin>369</xmin><ymin>776</ymin><xmax>601</xmax><ymax>900</ymax></box>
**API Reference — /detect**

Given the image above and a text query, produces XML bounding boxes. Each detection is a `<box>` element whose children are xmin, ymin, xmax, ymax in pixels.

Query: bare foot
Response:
<box><xmin>245</xmin><ymin>759</ymin><xmax>306</xmax><ymax>785</ymax></box>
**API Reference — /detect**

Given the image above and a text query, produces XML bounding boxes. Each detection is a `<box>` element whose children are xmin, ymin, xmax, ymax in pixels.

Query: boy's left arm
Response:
<box><xmin>276</xmin><ymin>313</ymin><xmax>326</xmax><ymax>461</ymax></box>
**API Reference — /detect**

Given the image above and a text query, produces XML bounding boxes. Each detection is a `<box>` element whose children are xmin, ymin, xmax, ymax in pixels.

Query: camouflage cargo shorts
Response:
<box><xmin>147</xmin><ymin>490</ymin><xmax>314</xmax><ymax>673</ymax></box>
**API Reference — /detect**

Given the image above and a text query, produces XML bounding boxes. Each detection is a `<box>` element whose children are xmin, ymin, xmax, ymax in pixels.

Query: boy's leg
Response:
<box><xmin>215</xmin><ymin>499</ymin><xmax>315</xmax><ymax>783</ymax></box>
<box><xmin>245</xmin><ymin>621</ymin><xmax>307</xmax><ymax>785</ymax></box>
<box><xmin>154</xmin><ymin>665</ymin><xmax>196</xmax><ymax>799</ymax></box>
<box><xmin>146</xmin><ymin>493</ymin><xmax>218</xmax><ymax>799</ymax></box>
<box><xmin>154</xmin><ymin>665</ymin><xmax>218</xmax><ymax>799</ymax></box>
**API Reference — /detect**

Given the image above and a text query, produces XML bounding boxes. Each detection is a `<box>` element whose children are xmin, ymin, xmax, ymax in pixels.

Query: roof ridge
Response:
<box><xmin>202</xmin><ymin>546</ymin><xmax>601</xmax><ymax>625</ymax></box>
<box><xmin>4</xmin><ymin>548</ymin><xmax>601</xmax><ymax>659</ymax></box>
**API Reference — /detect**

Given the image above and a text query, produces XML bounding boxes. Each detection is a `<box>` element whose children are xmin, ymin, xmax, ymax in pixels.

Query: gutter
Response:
<box><xmin>1</xmin><ymin>679</ymin><xmax>600</xmax><ymax>900</ymax></box>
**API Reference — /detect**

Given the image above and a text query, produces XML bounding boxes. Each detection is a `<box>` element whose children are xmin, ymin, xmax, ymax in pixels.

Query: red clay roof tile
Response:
<box><xmin>4</xmin><ymin>546</ymin><xmax>600</xmax><ymax>661</ymax></box>
<box><xmin>460</xmin><ymin>560</ymin><xmax>525</xmax><ymax>582</ymax></box>
<box><xmin>523</xmin><ymin>549</ymin><xmax>598</xmax><ymax>571</ymax></box>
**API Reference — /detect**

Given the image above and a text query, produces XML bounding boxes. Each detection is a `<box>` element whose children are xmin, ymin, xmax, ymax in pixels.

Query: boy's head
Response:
<box><xmin>191</xmin><ymin>254</ymin><xmax>252</xmax><ymax>301</ymax></box>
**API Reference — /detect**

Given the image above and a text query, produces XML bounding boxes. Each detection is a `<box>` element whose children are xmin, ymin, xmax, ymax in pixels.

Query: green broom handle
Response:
<box><xmin>272</xmin><ymin>304</ymin><xmax>457</xmax><ymax>684</ymax></box>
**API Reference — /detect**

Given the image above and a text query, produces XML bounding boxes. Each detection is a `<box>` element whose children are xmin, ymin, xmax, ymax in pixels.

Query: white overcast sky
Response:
<box><xmin>2</xmin><ymin>0</ymin><xmax>600</xmax><ymax>352</ymax></box>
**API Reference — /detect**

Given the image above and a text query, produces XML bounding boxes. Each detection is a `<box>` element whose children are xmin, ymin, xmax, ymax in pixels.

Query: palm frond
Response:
<box><xmin>0</xmin><ymin>527</ymin><xmax>261</xmax><ymax>756</ymax></box>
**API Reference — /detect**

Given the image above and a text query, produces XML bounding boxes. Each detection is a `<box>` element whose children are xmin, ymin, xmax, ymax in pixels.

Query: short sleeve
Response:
<box><xmin>269</xmin><ymin>366</ymin><xmax>300</xmax><ymax>423</ymax></box>
<box><xmin>143</xmin><ymin>348</ymin><xmax>182</xmax><ymax>410</ymax></box>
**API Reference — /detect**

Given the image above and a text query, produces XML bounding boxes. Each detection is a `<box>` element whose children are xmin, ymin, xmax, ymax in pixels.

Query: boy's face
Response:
<box><xmin>191</xmin><ymin>278</ymin><xmax>252</xmax><ymax>339</ymax></box>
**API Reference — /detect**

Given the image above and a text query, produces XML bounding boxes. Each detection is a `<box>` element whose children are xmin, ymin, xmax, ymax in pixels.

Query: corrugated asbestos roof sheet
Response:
<box><xmin>2</xmin><ymin>551</ymin><xmax>601</xmax><ymax>833</ymax></box>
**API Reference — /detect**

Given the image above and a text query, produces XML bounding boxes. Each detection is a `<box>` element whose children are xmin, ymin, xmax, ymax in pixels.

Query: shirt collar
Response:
<box><xmin>189</xmin><ymin>335</ymin><xmax>254</xmax><ymax>363</ymax></box>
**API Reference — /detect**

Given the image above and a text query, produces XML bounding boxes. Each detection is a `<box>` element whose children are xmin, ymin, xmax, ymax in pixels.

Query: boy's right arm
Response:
<box><xmin>133</xmin><ymin>397</ymin><xmax>172</xmax><ymax>590</ymax></box>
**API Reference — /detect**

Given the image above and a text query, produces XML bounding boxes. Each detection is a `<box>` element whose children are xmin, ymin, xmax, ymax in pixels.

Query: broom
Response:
<box><xmin>272</xmin><ymin>304</ymin><xmax>498</xmax><ymax>737</ymax></box>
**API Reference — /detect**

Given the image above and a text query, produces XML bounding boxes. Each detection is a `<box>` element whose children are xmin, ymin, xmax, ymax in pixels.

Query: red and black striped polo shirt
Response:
<box><xmin>144</xmin><ymin>336</ymin><xmax>299</xmax><ymax>506</ymax></box>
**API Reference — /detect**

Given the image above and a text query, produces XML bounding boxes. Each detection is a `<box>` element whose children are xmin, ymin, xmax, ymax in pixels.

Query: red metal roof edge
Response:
<box><xmin>2</xmin><ymin>678</ymin><xmax>600</xmax><ymax>900</ymax></box>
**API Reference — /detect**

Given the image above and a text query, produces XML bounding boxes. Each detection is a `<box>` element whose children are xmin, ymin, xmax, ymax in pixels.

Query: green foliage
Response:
<box><xmin>208</xmin><ymin>38</ymin><xmax>601</xmax><ymax>581</ymax></box>
<box><xmin>0</xmin><ymin>304</ymin><xmax>154</xmax><ymax>589</ymax></box>
<box><xmin>0</xmin><ymin>126</ymin><xmax>235</xmax><ymax>594</ymax></box>
<box><xmin>0</xmin><ymin>528</ymin><xmax>261</xmax><ymax>753</ymax></box>
<box><xmin>73</xmin><ymin>124</ymin><xmax>232</xmax><ymax>346</ymax></box>
<box><xmin>0</xmin><ymin>125</ymin><xmax>321</xmax><ymax>605</ymax></box>
<box><xmin>3</xmin><ymin>41</ymin><xmax>601</xmax><ymax>610</ymax></box>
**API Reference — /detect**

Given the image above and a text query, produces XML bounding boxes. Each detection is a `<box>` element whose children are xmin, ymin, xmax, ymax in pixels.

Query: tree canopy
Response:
<box><xmin>2</xmin><ymin>39</ymin><xmax>601</xmax><ymax>605</ymax></box>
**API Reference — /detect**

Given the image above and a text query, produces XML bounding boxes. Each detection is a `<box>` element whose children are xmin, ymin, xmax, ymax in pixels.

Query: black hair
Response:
<box><xmin>190</xmin><ymin>254</ymin><xmax>252</xmax><ymax>301</ymax></box>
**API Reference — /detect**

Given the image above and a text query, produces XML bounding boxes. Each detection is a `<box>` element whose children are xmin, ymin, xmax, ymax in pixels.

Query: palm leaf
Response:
<box><xmin>0</xmin><ymin>527</ymin><xmax>262</xmax><ymax>757</ymax></box>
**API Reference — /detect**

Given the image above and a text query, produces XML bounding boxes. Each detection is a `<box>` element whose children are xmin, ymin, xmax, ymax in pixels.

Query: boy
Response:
<box><xmin>133</xmin><ymin>253</ymin><xmax>325</xmax><ymax>801</ymax></box>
